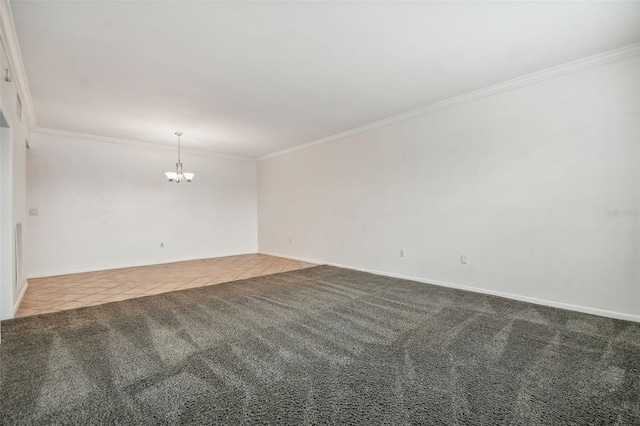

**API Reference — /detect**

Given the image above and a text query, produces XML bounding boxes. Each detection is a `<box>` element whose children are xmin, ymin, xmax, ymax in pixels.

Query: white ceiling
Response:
<box><xmin>12</xmin><ymin>1</ymin><xmax>640</xmax><ymax>159</ymax></box>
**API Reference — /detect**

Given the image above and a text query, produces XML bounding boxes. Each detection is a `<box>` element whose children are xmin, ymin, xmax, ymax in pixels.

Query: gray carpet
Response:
<box><xmin>1</xmin><ymin>266</ymin><xmax>639</xmax><ymax>425</ymax></box>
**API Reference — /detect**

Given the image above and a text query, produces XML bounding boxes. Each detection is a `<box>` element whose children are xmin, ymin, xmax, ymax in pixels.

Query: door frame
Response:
<box><xmin>0</xmin><ymin>108</ymin><xmax>13</xmax><ymax>337</ymax></box>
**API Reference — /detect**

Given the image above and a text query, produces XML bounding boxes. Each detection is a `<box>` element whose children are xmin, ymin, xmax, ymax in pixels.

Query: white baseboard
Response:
<box><xmin>12</xmin><ymin>281</ymin><xmax>28</xmax><ymax>316</ymax></box>
<box><xmin>26</xmin><ymin>252</ymin><xmax>258</xmax><ymax>279</ymax></box>
<box><xmin>259</xmin><ymin>251</ymin><xmax>640</xmax><ymax>323</ymax></box>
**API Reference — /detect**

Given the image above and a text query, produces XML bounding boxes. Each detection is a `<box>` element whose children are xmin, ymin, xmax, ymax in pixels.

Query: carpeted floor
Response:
<box><xmin>1</xmin><ymin>266</ymin><xmax>639</xmax><ymax>425</ymax></box>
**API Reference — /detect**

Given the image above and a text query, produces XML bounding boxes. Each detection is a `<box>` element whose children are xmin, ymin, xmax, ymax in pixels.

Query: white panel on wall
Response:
<box><xmin>26</xmin><ymin>132</ymin><xmax>258</xmax><ymax>277</ymax></box>
<box><xmin>258</xmin><ymin>57</ymin><xmax>640</xmax><ymax>320</ymax></box>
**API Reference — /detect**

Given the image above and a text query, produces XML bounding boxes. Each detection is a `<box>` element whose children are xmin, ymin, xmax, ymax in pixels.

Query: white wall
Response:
<box><xmin>26</xmin><ymin>131</ymin><xmax>257</xmax><ymax>278</ymax></box>
<box><xmin>258</xmin><ymin>57</ymin><xmax>640</xmax><ymax>320</ymax></box>
<box><xmin>0</xmin><ymin>32</ymin><xmax>30</xmax><ymax>320</ymax></box>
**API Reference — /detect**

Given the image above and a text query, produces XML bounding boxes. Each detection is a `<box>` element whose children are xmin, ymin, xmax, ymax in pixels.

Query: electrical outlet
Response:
<box><xmin>28</xmin><ymin>208</ymin><xmax>38</xmax><ymax>216</ymax></box>
<box><xmin>400</xmin><ymin>249</ymin><xmax>405</xmax><ymax>257</ymax></box>
<box><xmin>460</xmin><ymin>254</ymin><xmax>468</xmax><ymax>264</ymax></box>
<box><xmin>160</xmin><ymin>242</ymin><xmax>164</xmax><ymax>248</ymax></box>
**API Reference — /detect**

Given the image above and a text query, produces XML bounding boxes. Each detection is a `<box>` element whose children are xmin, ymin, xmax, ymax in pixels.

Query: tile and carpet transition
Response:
<box><xmin>16</xmin><ymin>254</ymin><xmax>316</xmax><ymax>317</ymax></box>
<box><xmin>1</xmin><ymin>265</ymin><xmax>639</xmax><ymax>424</ymax></box>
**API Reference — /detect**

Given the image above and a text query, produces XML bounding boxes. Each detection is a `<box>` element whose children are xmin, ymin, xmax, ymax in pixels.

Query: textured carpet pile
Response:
<box><xmin>1</xmin><ymin>266</ymin><xmax>639</xmax><ymax>425</ymax></box>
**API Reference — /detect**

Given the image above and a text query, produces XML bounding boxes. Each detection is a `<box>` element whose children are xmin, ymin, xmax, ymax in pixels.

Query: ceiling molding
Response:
<box><xmin>0</xmin><ymin>0</ymin><xmax>36</xmax><ymax>130</ymax></box>
<box><xmin>33</xmin><ymin>127</ymin><xmax>256</xmax><ymax>162</ymax></box>
<box><xmin>259</xmin><ymin>42</ymin><xmax>640</xmax><ymax>162</ymax></box>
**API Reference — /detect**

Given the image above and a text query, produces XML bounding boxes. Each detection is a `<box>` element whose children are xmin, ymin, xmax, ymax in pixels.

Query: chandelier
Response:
<box><xmin>165</xmin><ymin>132</ymin><xmax>194</xmax><ymax>183</ymax></box>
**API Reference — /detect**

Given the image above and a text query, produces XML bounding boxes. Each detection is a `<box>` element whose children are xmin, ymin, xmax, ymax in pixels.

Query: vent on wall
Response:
<box><xmin>15</xmin><ymin>223</ymin><xmax>23</xmax><ymax>293</ymax></box>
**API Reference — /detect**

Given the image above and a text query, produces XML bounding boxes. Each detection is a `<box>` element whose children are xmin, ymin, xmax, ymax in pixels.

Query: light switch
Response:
<box><xmin>29</xmin><ymin>208</ymin><xmax>39</xmax><ymax>216</ymax></box>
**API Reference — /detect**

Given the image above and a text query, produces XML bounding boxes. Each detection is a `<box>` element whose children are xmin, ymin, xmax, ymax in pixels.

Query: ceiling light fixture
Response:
<box><xmin>165</xmin><ymin>132</ymin><xmax>194</xmax><ymax>183</ymax></box>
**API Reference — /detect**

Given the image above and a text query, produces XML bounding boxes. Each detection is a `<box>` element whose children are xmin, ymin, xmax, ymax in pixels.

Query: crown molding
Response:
<box><xmin>0</xmin><ymin>0</ymin><xmax>36</xmax><ymax>130</ymax></box>
<box><xmin>33</xmin><ymin>127</ymin><xmax>256</xmax><ymax>162</ymax></box>
<box><xmin>259</xmin><ymin>43</ymin><xmax>640</xmax><ymax>162</ymax></box>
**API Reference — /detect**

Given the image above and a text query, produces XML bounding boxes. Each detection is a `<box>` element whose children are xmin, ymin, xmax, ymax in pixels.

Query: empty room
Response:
<box><xmin>1</xmin><ymin>0</ymin><xmax>639</xmax><ymax>424</ymax></box>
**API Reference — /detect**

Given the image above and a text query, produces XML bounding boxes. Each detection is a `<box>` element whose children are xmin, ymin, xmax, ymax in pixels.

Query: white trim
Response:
<box><xmin>12</xmin><ymin>280</ymin><xmax>26</xmax><ymax>316</ymax></box>
<box><xmin>0</xmin><ymin>1</ymin><xmax>36</xmax><ymax>130</ymax></box>
<box><xmin>0</xmin><ymin>111</ymin><xmax>12</xmax><ymax>322</ymax></box>
<box><xmin>259</xmin><ymin>43</ymin><xmax>640</xmax><ymax>161</ymax></box>
<box><xmin>33</xmin><ymin>127</ymin><xmax>256</xmax><ymax>162</ymax></box>
<box><xmin>26</xmin><ymin>252</ymin><xmax>258</xmax><ymax>279</ymax></box>
<box><xmin>259</xmin><ymin>251</ymin><xmax>640</xmax><ymax>323</ymax></box>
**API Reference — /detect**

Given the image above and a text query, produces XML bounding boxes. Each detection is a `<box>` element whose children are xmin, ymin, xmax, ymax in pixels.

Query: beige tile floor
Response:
<box><xmin>15</xmin><ymin>254</ymin><xmax>316</xmax><ymax>318</ymax></box>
